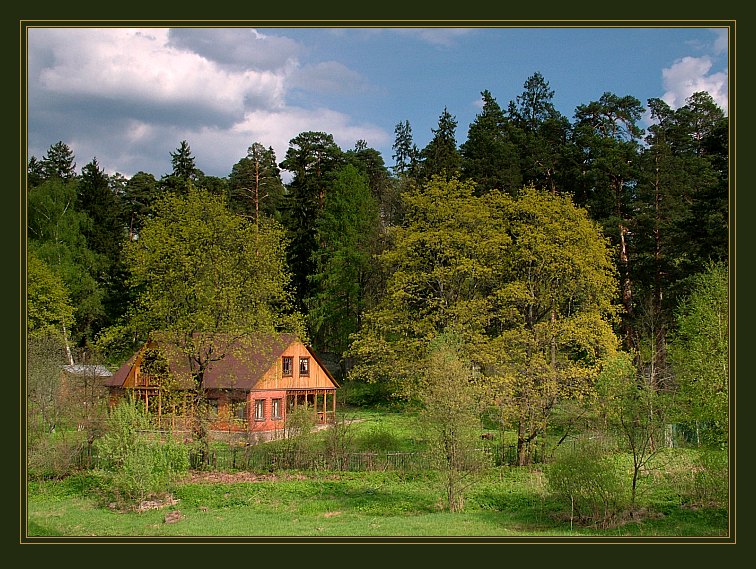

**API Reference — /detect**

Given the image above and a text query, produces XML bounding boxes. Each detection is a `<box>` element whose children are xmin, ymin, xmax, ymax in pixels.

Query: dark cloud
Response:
<box><xmin>168</xmin><ymin>28</ymin><xmax>302</xmax><ymax>71</ymax></box>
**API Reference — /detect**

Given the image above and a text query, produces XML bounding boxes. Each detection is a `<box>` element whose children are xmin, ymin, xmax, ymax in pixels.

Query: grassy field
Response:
<box><xmin>25</xmin><ymin>406</ymin><xmax>729</xmax><ymax>539</ymax></box>
<box><xmin>27</xmin><ymin>459</ymin><xmax>728</xmax><ymax>538</ymax></box>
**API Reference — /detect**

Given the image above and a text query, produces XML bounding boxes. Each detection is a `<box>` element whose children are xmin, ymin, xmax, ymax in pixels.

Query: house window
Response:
<box><xmin>299</xmin><ymin>357</ymin><xmax>310</xmax><ymax>376</ymax></box>
<box><xmin>282</xmin><ymin>356</ymin><xmax>293</xmax><ymax>376</ymax></box>
<box><xmin>272</xmin><ymin>398</ymin><xmax>282</xmax><ymax>420</ymax></box>
<box><xmin>207</xmin><ymin>399</ymin><xmax>219</xmax><ymax>416</ymax></box>
<box><xmin>234</xmin><ymin>401</ymin><xmax>248</xmax><ymax>421</ymax></box>
<box><xmin>254</xmin><ymin>399</ymin><xmax>265</xmax><ymax>421</ymax></box>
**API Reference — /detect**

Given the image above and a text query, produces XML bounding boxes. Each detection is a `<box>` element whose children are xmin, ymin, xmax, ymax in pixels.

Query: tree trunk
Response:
<box><xmin>517</xmin><ymin>420</ymin><xmax>529</xmax><ymax>466</ymax></box>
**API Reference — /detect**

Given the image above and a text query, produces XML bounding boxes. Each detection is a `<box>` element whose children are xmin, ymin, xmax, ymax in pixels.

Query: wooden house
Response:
<box><xmin>104</xmin><ymin>333</ymin><xmax>339</xmax><ymax>439</ymax></box>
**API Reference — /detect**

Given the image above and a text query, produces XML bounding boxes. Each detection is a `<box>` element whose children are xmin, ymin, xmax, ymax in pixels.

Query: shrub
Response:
<box><xmin>94</xmin><ymin>400</ymin><xmax>189</xmax><ymax>507</ymax></box>
<box><xmin>677</xmin><ymin>449</ymin><xmax>728</xmax><ymax>508</ymax></box>
<box><xmin>339</xmin><ymin>380</ymin><xmax>393</xmax><ymax>407</ymax></box>
<box><xmin>546</xmin><ymin>436</ymin><xmax>629</xmax><ymax>526</ymax></box>
<box><xmin>27</xmin><ymin>434</ymin><xmax>87</xmax><ymax>480</ymax></box>
<box><xmin>356</xmin><ymin>425</ymin><xmax>401</xmax><ymax>451</ymax></box>
<box><xmin>322</xmin><ymin>416</ymin><xmax>357</xmax><ymax>470</ymax></box>
<box><xmin>102</xmin><ymin>437</ymin><xmax>189</xmax><ymax>506</ymax></box>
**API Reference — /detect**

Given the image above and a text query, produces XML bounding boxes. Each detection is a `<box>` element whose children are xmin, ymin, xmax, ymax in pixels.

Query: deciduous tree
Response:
<box><xmin>668</xmin><ymin>262</ymin><xmax>729</xmax><ymax>447</ymax></box>
<box><xmin>419</xmin><ymin>333</ymin><xmax>488</xmax><ymax>512</ymax></box>
<box><xmin>351</xmin><ymin>180</ymin><xmax>619</xmax><ymax>464</ymax></box>
<box><xmin>124</xmin><ymin>186</ymin><xmax>303</xmax><ymax>394</ymax></box>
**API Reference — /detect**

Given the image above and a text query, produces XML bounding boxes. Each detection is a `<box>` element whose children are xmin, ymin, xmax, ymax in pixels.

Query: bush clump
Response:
<box><xmin>546</xmin><ymin>436</ymin><xmax>629</xmax><ymax>527</ymax></box>
<box><xmin>356</xmin><ymin>425</ymin><xmax>401</xmax><ymax>452</ymax></box>
<box><xmin>94</xmin><ymin>400</ymin><xmax>189</xmax><ymax>508</ymax></box>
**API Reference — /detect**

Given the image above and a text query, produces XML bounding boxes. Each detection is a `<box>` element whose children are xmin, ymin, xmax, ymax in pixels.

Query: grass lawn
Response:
<box><xmin>26</xmin><ymin>464</ymin><xmax>728</xmax><ymax>539</ymax></box>
<box><xmin>25</xmin><ymin>404</ymin><xmax>729</xmax><ymax>540</ymax></box>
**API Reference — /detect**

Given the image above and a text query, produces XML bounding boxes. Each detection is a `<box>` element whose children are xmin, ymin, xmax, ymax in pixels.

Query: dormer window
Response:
<box><xmin>282</xmin><ymin>356</ymin><xmax>293</xmax><ymax>376</ymax></box>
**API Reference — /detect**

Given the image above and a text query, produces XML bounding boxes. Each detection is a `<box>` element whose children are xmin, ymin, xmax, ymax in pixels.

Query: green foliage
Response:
<box><xmin>228</xmin><ymin>142</ymin><xmax>285</xmax><ymax>222</ymax></box>
<box><xmin>27</xmin><ymin>433</ymin><xmax>88</xmax><ymax>480</ymax></box>
<box><xmin>26</xmin><ymin>333</ymin><xmax>70</xmax><ymax>438</ymax></box>
<box><xmin>280</xmin><ymin>131</ymin><xmax>346</xmax><ymax>307</ymax></box>
<box><xmin>352</xmin><ymin>178</ymin><xmax>620</xmax><ymax>466</ymax></box>
<box><xmin>122</xmin><ymin>185</ymin><xmax>304</xmax><ymax>422</ymax></box>
<box><xmin>94</xmin><ymin>400</ymin><xmax>189</xmax><ymax>507</ymax></box>
<box><xmin>338</xmin><ymin>380</ymin><xmax>394</xmax><ymax>407</ymax></box>
<box><xmin>686</xmin><ymin>449</ymin><xmax>729</xmax><ymax>507</ymax></box>
<box><xmin>322</xmin><ymin>415</ymin><xmax>358</xmax><ymax>469</ymax></box>
<box><xmin>307</xmin><ymin>164</ymin><xmax>381</xmax><ymax>357</ymax></box>
<box><xmin>41</xmin><ymin>141</ymin><xmax>77</xmax><ymax>181</ymax></box>
<box><xmin>418</xmin><ymin>107</ymin><xmax>461</xmax><ymax>181</ymax></box>
<box><xmin>595</xmin><ymin>351</ymin><xmax>674</xmax><ymax>505</ymax></box>
<box><xmin>418</xmin><ymin>333</ymin><xmax>488</xmax><ymax>512</ymax></box>
<box><xmin>28</xmin><ymin>178</ymin><xmax>106</xmax><ymax>344</ymax></box>
<box><xmin>391</xmin><ymin>119</ymin><xmax>419</xmax><ymax>178</ymax></box>
<box><xmin>27</xmin><ymin>251</ymin><xmax>74</xmax><ymax>337</ymax></box>
<box><xmin>460</xmin><ymin>89</ymin><xmax>522</xmax><ymax>194</ymax></box>
<box><xmin>546</xmin><ymin>436</ymin><xmax>630</xmax><ymax>526</ymax></box>
<box><xmin>121</xmin><ymin>171</ymin><xmax>158</xmax><ymax>240</ymax></box>
<box><xmin>127</xmin><ymin>186</ymin><xmax>297</xmax><ymax>338</ymax></box>
<box><xmin>668</xmin><ymin>262</ymin><xmax>729</xmax><ymax>447</ymax></box>
<box><xmin>356</xmin><ymin>425</ymin><xmax>401</xmax><ymax>452</ymax></box>
<box><xmin>170</xmin><ymin>140</ymin><xmax>199</xmax><ymax>178</ymax></box>
<box><xmin>280</xmin><ymin>404</ymin><xmax>318</xmax><ymax>463</ymax></box>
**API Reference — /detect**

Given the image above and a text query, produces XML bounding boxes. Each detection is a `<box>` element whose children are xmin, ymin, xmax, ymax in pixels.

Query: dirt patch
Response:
<box><xmin>181</xmin><ymin>470</ymin><xmax>309</xmax><ymax>484</ymax></box>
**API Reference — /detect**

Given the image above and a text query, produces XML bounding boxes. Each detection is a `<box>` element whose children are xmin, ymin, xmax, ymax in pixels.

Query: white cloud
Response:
<box><xmin>27</xmin><ymin>27</ymin><xmax>392</xmax><ymax>177</ymax></box>
<box><xmin>31</xmin><ymin>28</ymin><xmax>287</xmax><ymax>120</ymax></box>
<box><xmin>167</xmin><ymin>28</ymin><xmax>303</xmax><ymax>71</ymax></box>
<box><xmin>712</xmin><ymin>28</ymin><xmax>728</xmax><ymax>55</ymax></box>
<box><xmin>661</xmin><ymin>56</ymin><xmax>728</xmax><ymax>113</ymax></box>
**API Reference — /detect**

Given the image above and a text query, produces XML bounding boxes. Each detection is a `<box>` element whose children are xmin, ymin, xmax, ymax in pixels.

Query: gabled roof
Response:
<box><xmin>105</xmin><ymin>333</ymin><xmax>337</xmax><ymax>391</ymax></box>
<box><xmin>104</xmin><ymin>354</ymin><xmax>136</xmax><ymax>387</ymax></box>
<box><xmin>200</xmin><ymin>333</ymin><xmax>297</xmax><ymax>390</ymax></box>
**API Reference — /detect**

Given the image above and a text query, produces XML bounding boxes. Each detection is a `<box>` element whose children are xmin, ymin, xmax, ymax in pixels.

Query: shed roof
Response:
<box><xmin>63</xmin><ymin>364</ymin><xmax>113</xmax><ymax>377</ymax></box>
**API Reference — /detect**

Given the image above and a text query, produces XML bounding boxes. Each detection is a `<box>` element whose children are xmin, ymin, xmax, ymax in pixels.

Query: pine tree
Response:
<box><xmin>307</xmin><ymin>164</ymin><xmax>381</xmax><ymax>372</ymax></box>
<box><xmin>41</xmin><ymin>141</ymin><xmax>77</xmax><ymax>182</ymax></box>
<box><xmin>460</xmin><ymin>89</ymin><xmax>522</xmax><ymax>194</ymax></box>
<box><xmin>279</xmin><ymin>132</ymin><xmax>345</xmax><ymax>309</ymax></box>
<box><xmin>228</xmin><ymin>142</ymin><xmax>285</xmax><ymax>224</ymax></box>
<box><xmin>418</xmin><ymin>107</ymin><xmax>461</xmax><ymax>181</ymax></box>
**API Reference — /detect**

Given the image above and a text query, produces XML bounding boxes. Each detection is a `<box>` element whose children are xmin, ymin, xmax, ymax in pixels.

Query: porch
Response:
<box><xmin>286</xmin><ymin>388</ymin><xmax>337</xmax><ymax>425</ymax></box>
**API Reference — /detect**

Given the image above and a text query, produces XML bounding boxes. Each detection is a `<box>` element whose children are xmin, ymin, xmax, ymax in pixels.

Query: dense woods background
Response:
<box><xmin>27</xmin><ymin>73</ymin><xmax>729</xmax><ymax>461</ymax></box>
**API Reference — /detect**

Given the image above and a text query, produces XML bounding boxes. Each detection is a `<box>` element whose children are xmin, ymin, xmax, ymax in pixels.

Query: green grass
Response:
<box><xmin>26</xmin><ymin>465</ymin><xmax>728</xmax><ymax>538</ymax></box>
<box><xmin>25</xmin><ymin>406</ymin><xmax>729</xmax><ymax>539</ymax></box>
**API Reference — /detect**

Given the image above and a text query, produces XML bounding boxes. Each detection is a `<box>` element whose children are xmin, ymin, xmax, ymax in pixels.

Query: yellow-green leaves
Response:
<box><xmin>351</xmin><ymin>179</ymin><xmax>621</xmax><ymax>456</ymax></box>
<box><xmin>124</xmin><ymin>186</ymin><xmax>300</xmax><ymax>370</ymax></box>
<box><xmin>27</xmin><ymin>250</ymin><xmax>75</xmax><ymax>338</ymax></box>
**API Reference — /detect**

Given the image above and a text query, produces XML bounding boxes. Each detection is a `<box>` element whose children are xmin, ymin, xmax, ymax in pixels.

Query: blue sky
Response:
<box><xmin>26</xmin><ymin>25</ymin><xmax>729</xmax><ymax>181</ymax></box>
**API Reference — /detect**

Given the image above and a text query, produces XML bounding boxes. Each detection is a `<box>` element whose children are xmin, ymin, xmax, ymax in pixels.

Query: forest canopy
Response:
<box><xmin>26</xmin><ymin>77</ymin><xmax>729</xmax><ymax>457</ymax></box>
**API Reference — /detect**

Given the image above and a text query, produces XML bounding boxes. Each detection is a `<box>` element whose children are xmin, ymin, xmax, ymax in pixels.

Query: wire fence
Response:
<box><xmin>70</xmin><ymin>440</ymin><xmax>542</xmax><ymax>473</ymax></box>
<box><xmin>190</xmin><ymin>446</ymin><xmax>436</xmax><ymax>472</ymax></box>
